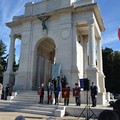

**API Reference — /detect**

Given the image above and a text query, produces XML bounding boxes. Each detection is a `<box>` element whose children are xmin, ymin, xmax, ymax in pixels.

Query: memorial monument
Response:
<box><xmin>3</xmin><ymin>0</ymin><xmax>106</xmax><ymax>104</ymax></box>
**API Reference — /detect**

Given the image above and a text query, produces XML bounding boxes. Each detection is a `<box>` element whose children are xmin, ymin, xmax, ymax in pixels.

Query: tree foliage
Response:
<box><xmin>0</xmin><ymin>40</ymin><xmax>7</xmax><ymax>83</ymax></box>
<box><xmin>102</xmin><ymin>48</ymin><xmax>120</xmax><ymax>93</ymax></box>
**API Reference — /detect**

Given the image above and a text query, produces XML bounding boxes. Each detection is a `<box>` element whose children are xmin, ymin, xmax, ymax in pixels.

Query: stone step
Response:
<box><xmin>2</xmin><ymin>91</ymin><xmax>57</xmax><ymax>116</ymax></box>
<box><xmin>14</xmin><ymin>96</ymin><xmax>40</xmax><ymax>101</ymax></box>
<box><xmin>0</xmin><ymin>101</ymin><xmax>57</xmax><ymax>116</ymax></box>
<box><xmin>13</xmin><ymin>96</ymin><xmax>48</xmax><ymax>103</ymax></box>
<box><xmin>0</xmin><ymin>106</ymin><xmax>55</xmax><ymax>116</ymax></box>
<box><xmin>0</xmin><ymin>101</ymin><xmax>56</xmax><ymax>108</ymax></box>
<box><xmin>0</xmin><ymin>103</ymin><xmax>56</xmax><ymax>111</ymax></box>
<box><xmin>13</xmin><ymin>91</ymin><xmax>49</xmax><ymax>103</ymax></box>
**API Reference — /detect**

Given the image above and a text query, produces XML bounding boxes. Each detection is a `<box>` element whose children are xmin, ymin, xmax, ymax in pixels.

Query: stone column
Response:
<box><xmin>86</xmin><ymin>20</ymin><xmax>106</xmax><ymax>105</ymax></box>
<box><xmin>86</xmin><ymin>19</ymin><xmax>99</xmax><ymax>91</ymax></box>
<box><xmin>97</xmin><ymin>38</ymin><xmax>103</xmax><ymax>73</ymax></box>
<box><xmin>88</xmin><ymin>19</ymin><xmax>96</xmax><ymax>68</ymax></box>
<box><xmin>3</xmin><ymin>34</ymin><xmax>15</xmax><ymax>86</ymax></box>
<box><xmin>97</xmin><ymin>38</ymin><xmax>106</xmax><ymax>93</ymax></box>
<box><xmin>71</xmin><ymin>25</ymin><xmax>79</xmax><ymax>88</ymax></box>
<box><xmin>7</xmin><ymin>35</ymin><xmax>15</xmax><ymax>72</ymax></box>
<box><xmin>83</xmin><ymin>37</ymin><xmax>88</xmax><ymax>78</ymax></box>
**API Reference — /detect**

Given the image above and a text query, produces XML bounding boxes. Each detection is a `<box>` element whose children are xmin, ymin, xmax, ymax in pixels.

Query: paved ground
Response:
<box><xmin>0</xmin><ymin>111</ymin><xmax>95</xmax><ymax>120</ymax></box>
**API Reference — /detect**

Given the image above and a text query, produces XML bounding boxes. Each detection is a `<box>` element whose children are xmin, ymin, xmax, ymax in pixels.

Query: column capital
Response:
<box><xmin>87</xmin><ymin>19</ymin><xmax>95</xmax><ymax>26</ymax></box>
<box><xmin>96</xmin><ymin>37</ymin><xmax>101</xmax><ymax>41</ymax></box>
<box><xmin>9</xmin><ymin>34</ymin><xmax>16</xmax><ymax>40</ymax></box>
<box><xmin>83</xmin><ymin>35</ymin><xmax>88</xmax><ymax>43</ymax></box>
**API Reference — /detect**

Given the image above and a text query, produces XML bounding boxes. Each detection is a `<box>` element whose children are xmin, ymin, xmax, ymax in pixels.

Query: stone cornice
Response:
<box><xmin>74</xmin><ymin>3</ymin><xmax>105</xmax><ymax>32</ymax></box>
<box><xmin>6</xmin><ymin>2</ymin><xmax>104</xmax><ymax>32</ymax></box>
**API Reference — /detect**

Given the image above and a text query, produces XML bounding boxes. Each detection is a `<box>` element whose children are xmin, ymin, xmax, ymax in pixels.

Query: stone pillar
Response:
<box><xmin>97</xmin><ymin>38</ymin><xmax>106</xmax><ymax>93</ymax></box>
<box><xmin>3</xmin><ymin>34</ymin><xmax>16</xmax><ymax>86</ymax></box>
<box><xmin>86</xmin><ymin>19</ymin><xmax>99</xmax><ymax>91</ymax></box>
<box><xmin>86</xmin><ymin>20</ymin><xmax>106</xmax><ymax>105</ymax></box>
<box><xmin>83</xmin><ymin>37</ymin><xmax>88</xmax><ymax>78</ymax></box>
<box><xmin>71</xmin><ymin>25</ymin><xmax>79</xmax><ymax>88</ymax></box>
<box><xmin>7</xmin><ymin>35</ymin><xmax>15</xmax><ymax>72</ymax></box>
<box><xmin>88</xmin><ymin>19</ymin><xmax>96</xmax><ymax>68</ymax></box>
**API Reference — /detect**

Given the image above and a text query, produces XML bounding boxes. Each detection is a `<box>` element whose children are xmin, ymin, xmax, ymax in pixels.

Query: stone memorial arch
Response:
<box><xmin>4</xmin><ymin>0</ymin><xmax>106</xmax><ymax>104</ymax></box>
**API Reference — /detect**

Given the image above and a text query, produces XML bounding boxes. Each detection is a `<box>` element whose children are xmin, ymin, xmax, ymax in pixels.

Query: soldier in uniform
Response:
<box><xmin>64</xmin><ymin>83</ymin><xmax>70</xmax><ymax>106</ymax></box>
<box><xmin>74</xmin><ymin>83</ymin><xmax>81</xmax><ymax>106</ymax></box>
<box><xmin>47</xmin><ymin>80</ymin><xmax>53</xmax><ymax>104</ymax></box>
<box><xmin>39</xmin><ymin>83</ymin><xmax>44</xmax><ymax>104</ymax></box>
<box><xmin>53</xmin><ymin>78</ymin><xmax>59</xmax><ymax>105</ymax></box>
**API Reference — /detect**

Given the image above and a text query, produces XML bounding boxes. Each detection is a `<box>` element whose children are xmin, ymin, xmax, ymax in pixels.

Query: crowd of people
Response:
<box><xmin>1</xmin><ymin>76</ymin><xmax>120</xmax><ymax>120</ymax></box>
<box><xmin>37</xmin><ymin>75</ymin><xmax>98</xmax><ymax>107</ymax></box>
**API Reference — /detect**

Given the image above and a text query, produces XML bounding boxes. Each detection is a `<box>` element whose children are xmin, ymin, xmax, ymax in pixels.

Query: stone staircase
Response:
<box><xmin>0</xmin><ymin>91</ymin><xmax>57</xmax><ymax>116</ymax></box>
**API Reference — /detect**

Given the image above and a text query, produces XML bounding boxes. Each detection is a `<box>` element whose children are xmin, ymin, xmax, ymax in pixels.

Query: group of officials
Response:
<box><xmin>38</xmin><ymin>76</ymin><xmax>98</xmax><ymax>107</ymax></box>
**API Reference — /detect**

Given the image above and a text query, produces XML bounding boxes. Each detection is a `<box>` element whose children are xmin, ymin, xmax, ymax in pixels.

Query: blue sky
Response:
<box><xmin>0</xmin><ymin>0</ymin><xmax>120</xmax><ymax>61</ymax></box>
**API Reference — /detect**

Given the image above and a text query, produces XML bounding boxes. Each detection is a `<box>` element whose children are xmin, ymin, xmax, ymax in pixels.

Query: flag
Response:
<box><xmin>62</xmin><ymin>88</ymin><xmax>70</xmax><ymax>98</ymax></box>
<box><xmin>118</xmin><ymin>27</ymin><xmax>120</xmax><ymax>40</ymax></box>
<box><xmin>52</xmin><ymin>63</ymin><xmax>61</xmax><ymax>79</ymax></box>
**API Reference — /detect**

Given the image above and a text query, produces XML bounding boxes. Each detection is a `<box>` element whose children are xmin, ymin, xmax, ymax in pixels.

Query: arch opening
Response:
<box><xmin>33</xmin><ymin>38</ymin><xmax>55</xmax><ymax>90</ymax></box>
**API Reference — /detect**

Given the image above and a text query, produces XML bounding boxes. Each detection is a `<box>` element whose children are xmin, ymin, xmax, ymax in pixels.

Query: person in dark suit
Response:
<box><xmin>61</xmin><ymin>75</ymin><xmax>66</xmax><ymax>89</ymax></box>
<box><xmin>39</xmin><ymin>83</ymin><xmax>44</xmax><ymax>104</ymax></box>
<box><xmin>52</xmin><ymin>78</ymin><xmax>59</xmax><ymax>105</ymax></box>
<box><xmin>5</xmin><ymin>84</ymin><xmax>9</xmax><ymax>100</ymax></box>
<box><xmin>90</xmin><ymin>82</ymin><xmax>98</xmax><ymax>107</ymax></box>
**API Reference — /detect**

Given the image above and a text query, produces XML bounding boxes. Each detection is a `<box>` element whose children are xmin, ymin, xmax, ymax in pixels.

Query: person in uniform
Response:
<box><xmin>64</xmin><ymin>83</ymin><xmax>70</xmax><ymax>106</ymax></box>
<box><xmin>39</xmin><ymin>83</ymin><xmax>44</xmax><ymax>104</ymax></box>
<box><xmin>47</xmin><ymin>80</ymin><xmax>53</xmax><ymax>104</ymax></box>
<box><xmin>53</xmin><ymin>78</ymin><xmax>59</xmax><ymax>105</ymax></box>
<box><xmin>9</xmin><ymin>83</ymin><xmax>13</xmax><ymax>96</ymax></box>
<box><xmin>61</xmin><ymin>75</ymin><xmax>66</xmax><ymax>89</ymax></box>
<box><xmin>90</xmin><ymin>82</ymin><xmax>98</xmax><ymax>107</ymax></box>
<box><xmin>74</xmin><ymin>83</ymin><xmax>81</xmax><ymax>106</ymax></box>
<box><xmin>5</xmin><ymin>84</ymin><xmax>9</xmax><ymax>100</ymax></box>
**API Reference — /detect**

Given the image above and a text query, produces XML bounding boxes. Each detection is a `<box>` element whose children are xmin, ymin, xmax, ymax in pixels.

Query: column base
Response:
<box><xmin>14</xmin><ymin>71</ymin><xmax>32</xmax><ymax>91</ymax></box>
<box><xmin>98</xmin><ymin>72</ymin><xmax>106</xmax><ymax>92</ymax></box>
<box><xmin>3</xmin><ymin>71</ymin><xmax>15</xmax><ymax>87</ymax></box>
<box><xmin>86</xmin><ymin>66</ymin><xmax>100</xmax><ymax>92</ymax></box>
<box><xmin>80</xmin><ymin>91</ymin><xmax>107</xmax><ymax>105</ymax></box>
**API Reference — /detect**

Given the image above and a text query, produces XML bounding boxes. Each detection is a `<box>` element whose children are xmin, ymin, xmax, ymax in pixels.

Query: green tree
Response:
<box><xmin>0</xmin><ymin>40</ymin><xmax>7</xmax><ymax>83</ymax></box>
<box><xmin>13</xmin><ymin>49</ymin><xmax>19</xmax><ymax>72</ymax></box>
<box><xmin>102</xmin><ymin>48</ymin><xmax>120</xmax><ymax>93</ymax></box>
<box><xmin>112</xmin><ymin>51</ymin><xmax>120</xmax><ymax>93</ymax></box>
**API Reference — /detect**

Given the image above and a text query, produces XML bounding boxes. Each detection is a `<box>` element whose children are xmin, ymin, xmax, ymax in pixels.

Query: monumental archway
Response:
<box><xmin>34</xmin><ymin>38</ymin><xmax>55</xmax><ymax>90</ymax></box>
<box><xmin>4</xmin><ymin>0</ymin><xmax>106</xmax><ymax>105</ymax></box>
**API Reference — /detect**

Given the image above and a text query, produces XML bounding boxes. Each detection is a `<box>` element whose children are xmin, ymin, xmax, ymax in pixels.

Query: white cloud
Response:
<box><xmin>102</xmin><ymin>32</ymin><xmax>118</xmax><ymax>45</ymax></box>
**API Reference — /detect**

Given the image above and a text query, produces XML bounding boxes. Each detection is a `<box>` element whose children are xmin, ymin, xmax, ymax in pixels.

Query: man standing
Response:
<box><xmin>61</xmin><ymin>75</ymin><xmax>66</xmax><ymax>89</ymax></box>
<box><xmin>74</xmin><ymin>83</ymin><xmax>81</xmax><ymax>106</ymax></box>
<box><xmin>63</xmin><ymin>83</ymin><xmax>70</xmax><ymax>106</ymax></box>
<box><xmin>90</xmin><ymin>82</ymin><xmax>98</xmax><ymax>107</ymax></box>
<box><xmin>38</xmin><ymin>83</ymin><xmax>44</xmax><ymax>104</ymax></box>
